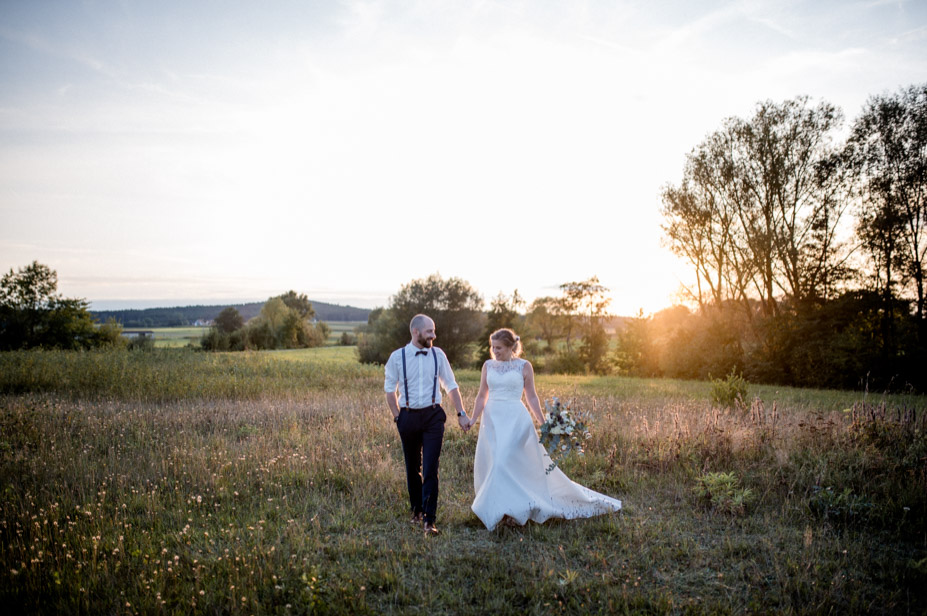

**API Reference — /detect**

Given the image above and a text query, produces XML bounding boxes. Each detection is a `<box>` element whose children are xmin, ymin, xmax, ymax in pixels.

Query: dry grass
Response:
<box><xmin>0</xmin><ymin>347</ymin><xmax>925</xmax><ymax>614</ymax></box>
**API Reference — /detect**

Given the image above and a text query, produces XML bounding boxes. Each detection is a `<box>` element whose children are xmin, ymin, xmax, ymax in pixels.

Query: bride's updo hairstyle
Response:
<box><xmin>489</xmin><ymin>328</ymin><xmax>522</xmax><ymax>360</ymax></box>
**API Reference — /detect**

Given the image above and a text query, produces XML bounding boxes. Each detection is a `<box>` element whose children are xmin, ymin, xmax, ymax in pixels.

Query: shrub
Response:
<box><xmin>693</xmin><ymin>471</ymin><xmax>755</xmax><ymax>515</ymax></box>
<box><xmin>95</xmin><ymin>318</ymin><xmax>127</xmax><ymax>348</ymax></box>
<box><xmin>710</xmin><ymin>369</ymin><xmax>749</xmax><ymax>409</ymax></box>
<box><xmin>545</xmin><ymin>351</ymin><xmax>586</xmax><ymax>374</ymax></box>
<box><xmin>245</xmin><ymin>320</ymin><xmax>276</xmax><ymax>350</ymax></box>
<box><xmin>200</xmin><ymin>328</ymin><xmax>229</xmax><ymax>351</ymax></box>
<box><xmin>127</xmin><ymin>333</ymin><xmax>155</xmax><ymax>351</ymax></box>
<box><xmin>807</xmin><ymin>486</ymin><xmax>873</xmax><ymax>523</ymax></box>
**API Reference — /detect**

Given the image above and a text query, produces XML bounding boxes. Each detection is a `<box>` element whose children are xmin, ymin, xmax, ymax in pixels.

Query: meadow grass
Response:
<box><xmin>0</xmin><ymin>348</ymin><xmax>925</xmax><ymax>614</ymax></box>
<box><xmin>147</xmin><ymin>327</ymin><xmax>208</xmax><ymax>349</ymax></box>
<box><xmin>137</xmin><ymin>321</ymin><xmax>364</xmax><ymax>348</ymax></box>
<box><xmin>323</xmin><ymin>322</ymin><xmax>365</xmax><ymax>345</ymax></box>
<box><xmin>0</xmin><ymin>347</ymin><xmax>377</xmax><ymax>402</ymax></box>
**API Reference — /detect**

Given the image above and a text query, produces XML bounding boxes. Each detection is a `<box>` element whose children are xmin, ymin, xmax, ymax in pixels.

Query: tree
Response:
<box><xmin>559</xmin><ymin>277</ymin><xmax>612</xmax><ymax>373</ymax></box>
<box><xmin>613</xmin><ymin>311</ymin><xmax>659</xmax><ymax>377</ymax></box>
<box><xmin>260</xmin><ymin>298</ymin><xmax>290</xmax><ymax>332</ymax></box>
<box><xmin>478</xmin><ymin>290</ymin><xmax>525</xmax><ymax>361</ymax></box>
<box><xmin>202</xmin><ymin>293</ymin><xmax>326</xmax><ymax>352</ymax></box>
<box><xmin>526</xmin><ymin>296</ymin><xmax>568</xmax><ymax>351</ymax></box>
<box><xmin>96</xmin><ymin>318</ymin><xmax>127</xmax><ymax>349</ymax></box>
<box><xmin>734</xmin><ymin>98</ymin><xmax>846</xmax><ymax>312</ymax></box>
<box><xmin>847</xmin><ymin>83</ymin><xmax>927</xmax><ymax>342</ymax></box>
<box><xmin>1</xmin><ymin>260</ymin><xmax>60</xmax><ymax>347</ymax></box>
<box><xmin>251</xmin><ymin>296</ymin><xmax>326</xmax><ymax>350</ymax></box>
<box><xmin>662</xmin><ymin>129</ymin><xmax>746</xmax><ymax>312</ymax></box>
<box><xmin>560</xmin><ymin>277</ymin><xmax>610</xmax><ymax>344</ymax></box>
<box><xmin>274</xmin><ymin>290</ymin><xmax>317</xmax><ymax>321</ymax></box>
<box><xmin>0</xmin><ymin>261</ymin><xmax>101</xmax><ymax>350</ymax></box>
<box><xmin>214</xmin><ymin>307</ymin><xmax>244</xmax><ymax>334</ymax></box>
<box><xmin>356</xmin><ymin>307</ymin><xmax>400</xmax><ymax>364</ymax></box>
<box><xmin>662</xmin><ymin>97</ymin><xmax>850</xmax><ymax>319</ymax></box>
<box><xmin>357</xmin><ymin>273</ymin><xmax>484</xmax><ymax>366</ymax></box>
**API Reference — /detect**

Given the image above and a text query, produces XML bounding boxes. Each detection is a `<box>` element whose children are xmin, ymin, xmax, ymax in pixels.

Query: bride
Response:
<box><xmin>468</xmin><ymin>328</ymin><xmax>622</xmax><ymax>530</ymax></box>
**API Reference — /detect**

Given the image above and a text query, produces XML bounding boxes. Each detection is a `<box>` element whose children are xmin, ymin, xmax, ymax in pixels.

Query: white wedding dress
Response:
<box><xmin>471</xmin><ymin>359</ymin><xmax>622</xmax><ymax>530</ymax></box>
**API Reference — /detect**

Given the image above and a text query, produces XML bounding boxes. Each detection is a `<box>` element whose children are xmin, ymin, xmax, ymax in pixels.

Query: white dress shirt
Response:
<box><xmin>384</xmin><ymin>343</ymin><xmax>459</xmax><ymax>408</ymax></box>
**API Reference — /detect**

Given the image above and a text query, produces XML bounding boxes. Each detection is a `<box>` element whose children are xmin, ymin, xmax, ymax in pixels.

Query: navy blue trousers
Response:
<box><xmin>396</xmin><ymin>405</ymin><xmax>446</xmax><ymax>524</ymax></box>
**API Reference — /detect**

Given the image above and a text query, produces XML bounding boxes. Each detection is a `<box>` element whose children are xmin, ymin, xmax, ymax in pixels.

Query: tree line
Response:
<box><xmin>0</xmin><ymin>262</ymin><xmax>124</xmax><ymax>350</ymax></box>
<box><xmin>91</xmin><ymin>300</ymin><xmax>370</xmax><ymax>328</ymax></box>
<box><xmin>0</xmin><ymin>262</ymin><xmax>332</xmax><ymax>353</ymax></box>
<box><xmin>356</xmin><ymin>273</ymin><xmax>616</xmax><ymax>374</ymax></box>
<box><xmin>651</xmin><ymin>84</ymin><xmax>926</xmax><ymax>391</ymax></box>
<box><xmin>358</xmin><ymin>85</ymin><xmax>925</xmax><ymax>393</ymax></box>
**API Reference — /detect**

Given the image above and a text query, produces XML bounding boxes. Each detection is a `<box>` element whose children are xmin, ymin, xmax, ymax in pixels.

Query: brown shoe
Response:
<box><xmin>411</xmin><ymin>512</ymin><xmax>423</xmax><ymax>525</ymax></box>
<box><xmin>423</xmin><ymin>521</ymin><xmax>440</xmax><ymax>536</ymax></box>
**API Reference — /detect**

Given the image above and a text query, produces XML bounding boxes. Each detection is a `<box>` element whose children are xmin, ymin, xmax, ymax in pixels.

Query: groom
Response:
<box><xmin>384</xmin><ymin>314</ymin><xmax>470</xmax><ymax>536</ymax></box>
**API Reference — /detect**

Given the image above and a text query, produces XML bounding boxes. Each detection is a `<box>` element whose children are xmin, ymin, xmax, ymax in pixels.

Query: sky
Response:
<box><xmin>1</xmin><ymin>0</ymin><xmax>926</xmax><ymax>316</ymax></box>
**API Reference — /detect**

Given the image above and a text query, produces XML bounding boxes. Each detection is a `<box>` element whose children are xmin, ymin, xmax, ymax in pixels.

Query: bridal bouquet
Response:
<box><xmin>538</xmin><ymin>397</ymin><xmax>591</xmax><ymax>474</ymax></box>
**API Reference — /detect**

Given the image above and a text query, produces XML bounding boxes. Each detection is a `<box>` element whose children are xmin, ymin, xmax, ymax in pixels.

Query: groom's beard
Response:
<box><xmin>416</xmin><ymin>335</ymin><xmax>434</xmax><ymax>348</ymax></box>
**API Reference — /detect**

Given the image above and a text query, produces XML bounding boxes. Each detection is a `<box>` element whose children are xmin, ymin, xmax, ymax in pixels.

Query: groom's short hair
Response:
<box><xmin>410</xmin><ymin>314</ymin><xmax>432</xmax><ymax>334</ymax></box>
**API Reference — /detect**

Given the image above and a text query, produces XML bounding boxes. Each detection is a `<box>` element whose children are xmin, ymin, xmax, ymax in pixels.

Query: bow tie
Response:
<box><xmin>415</xmin><ymin>350</ymin><xmax>428</xmax><ymax>356</ymax></box>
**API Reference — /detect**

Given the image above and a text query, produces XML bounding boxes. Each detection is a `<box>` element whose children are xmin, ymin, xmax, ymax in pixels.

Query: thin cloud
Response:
<box><xmin>764</xmin><ymin>46</ymin><xmax>870</xmax><ymax>76</ymax></box>
<box><xmin>892</xmin><ymin>24</ymin><xmax>927</xmax><ymax>44</ymax></box>
<box><xmin>655</xmin><ymin>2</ymin><xmax>745</xmax><ymax>51</ymax></box>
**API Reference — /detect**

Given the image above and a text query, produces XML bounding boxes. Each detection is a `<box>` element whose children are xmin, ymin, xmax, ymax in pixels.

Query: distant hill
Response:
<box><xmin>91</xmin><ymin>300</ymin><xmax>371</xmax><ymax>328</ymax></box>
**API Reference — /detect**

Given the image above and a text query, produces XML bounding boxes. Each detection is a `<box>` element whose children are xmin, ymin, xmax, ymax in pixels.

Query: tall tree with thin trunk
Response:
<box><xmin>847</xmin><ymin>83</ymin><xmax>927</xmax><ymax>342</ymax></box>
<box><xmin>662</xmin><ymin>97</ymin><xmax>849</xmax><ymax>319</ymax></box>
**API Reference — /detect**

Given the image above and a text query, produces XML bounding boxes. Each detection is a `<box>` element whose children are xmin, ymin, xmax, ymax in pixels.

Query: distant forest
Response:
<box><xmin>92</xmin><ymin>300</ymin><xmax>370</xmax><ymax>328</ymax></box>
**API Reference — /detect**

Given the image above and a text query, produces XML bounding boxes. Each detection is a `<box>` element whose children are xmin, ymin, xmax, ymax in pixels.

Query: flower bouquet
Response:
<box><xmin>538</xmin><ymin>397</ymin><xmax>591</xmax><ymax>474</ymax></box>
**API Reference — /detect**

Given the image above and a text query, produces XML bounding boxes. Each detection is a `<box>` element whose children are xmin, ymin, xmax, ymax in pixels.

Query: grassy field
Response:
<box><xmin>0</xmin><ymin>347</ymin><xmax>925</xmax><ymax>614</ymax></box>
<box><xmin>146</xmin><ymin>327</ymin><xmax>209</xmax><ymax>348</ymax></box>
<box><xmin>141</xmin><ymin>322</ymin><xmax>365</xmax><ymax>348</ymax></box>
<box><xmin>323</xmin><ymin>322</ymin><xmax>364</xmax><ymax>345</ymax></box>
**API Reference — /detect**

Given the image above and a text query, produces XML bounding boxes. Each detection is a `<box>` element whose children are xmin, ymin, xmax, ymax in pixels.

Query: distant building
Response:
<box><xmin>193</xmin><ymin>319</ymin><xmax>214</xmax><ymax>327</ymax></box>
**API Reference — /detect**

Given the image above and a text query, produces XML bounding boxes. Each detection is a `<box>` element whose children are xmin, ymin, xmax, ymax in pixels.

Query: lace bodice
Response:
<box><xmin>486</xmin><ymin>359</ymin><xmax>526</xmax><ymax>402</ymax></box>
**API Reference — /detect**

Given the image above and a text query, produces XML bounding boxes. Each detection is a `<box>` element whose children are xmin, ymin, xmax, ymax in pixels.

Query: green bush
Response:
<box><xmin>807</xmin><ymin>486</ymin><xmax>873</xmax><ymax>523</ymax></box>
<box><xmin>693</xmin><ymin>471</ymin><xmax>755</xmax><ymax>515</ymax></box>
<box><xmin>93</xmin><ymin>318</ymin><xmax>127</xmax><ymax>348</ymax></box>
<box><xmin>710</xmin><ymin>369</ymin><xmax>749</xmax><ymax>409</ymax></box>
<box><xmin>126</xmin><ymin>334</ymin><xmax>154</xmax><ymax>351</ymax></box>
<box><xmin>200</xmin><ymin>328</ymin><xmax>229</xmax><ymax>351</ymax></box>
<box><xmin>545</xmin><ymin>351</ymin><xmax>586</xmax><ymax>374</ymax></box>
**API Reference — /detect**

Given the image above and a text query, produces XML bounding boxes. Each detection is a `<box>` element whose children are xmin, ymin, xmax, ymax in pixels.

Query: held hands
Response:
<box><xmin>457</xmin><ymin>412</ymin><xmax>471</xmax><ymax>432</ymax></box>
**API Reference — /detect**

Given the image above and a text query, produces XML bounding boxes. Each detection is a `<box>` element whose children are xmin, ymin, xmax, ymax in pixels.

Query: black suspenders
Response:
<box><xmin>400</xmin><ymin>347</ymin><xmax>438</xmax><ymax>409</ymax></box>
